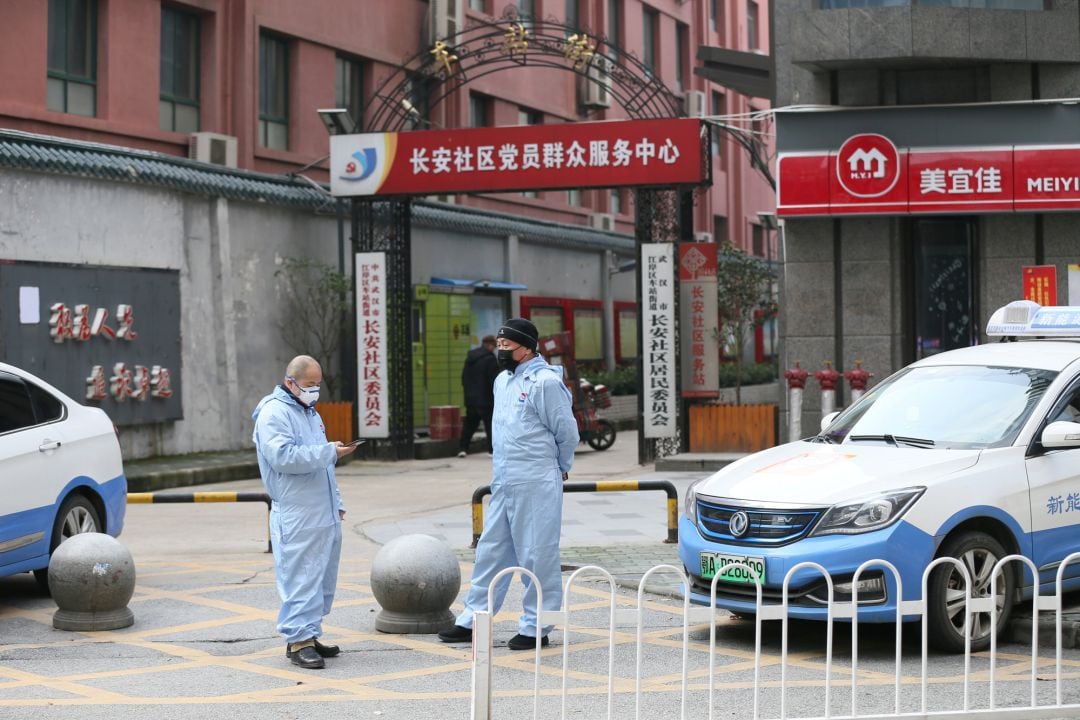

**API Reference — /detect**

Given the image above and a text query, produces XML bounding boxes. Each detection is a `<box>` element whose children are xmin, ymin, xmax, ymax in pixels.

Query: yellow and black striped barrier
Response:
<box><xmin>127</xmin><ymin>491</ymin><xmax>272</xmax><ymax>552</ymax></box>
<box><xmin>470</xmin><ymin>480</ymin><xmax>679</xmax><ymax>548</ymax></box>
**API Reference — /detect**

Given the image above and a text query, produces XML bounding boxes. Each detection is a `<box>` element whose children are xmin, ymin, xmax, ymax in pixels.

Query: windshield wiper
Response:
<box><xmin>808</xmin><ymin>434</ymin><xmax>837</xmax><ymax>444</ymax></box>
<box><xmin>849</xmin><ymin>434</ymin><xmax>935</xmax><ymax>448</ymax></box>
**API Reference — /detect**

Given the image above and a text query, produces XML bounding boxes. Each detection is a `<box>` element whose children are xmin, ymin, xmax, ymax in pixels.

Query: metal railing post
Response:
<box><xmin>470</xmin><ymin>612</ymin><xmax>492</xmax><ymax>720</ymax></box>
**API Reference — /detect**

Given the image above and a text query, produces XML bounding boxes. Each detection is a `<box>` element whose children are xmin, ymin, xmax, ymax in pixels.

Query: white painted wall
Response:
<box><xmin>2</xmin><ymin>169</ymin><xmax>634</xmax><ymax>458</ymax></box>
<box><xmin>0</xmin><ymin>169</ymin><xmax>338</xmax><ymax>459</ymax></box>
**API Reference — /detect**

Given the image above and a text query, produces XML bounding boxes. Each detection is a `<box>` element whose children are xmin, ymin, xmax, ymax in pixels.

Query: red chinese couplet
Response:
<box><xmin>1023</xmin><ymin>265</ymin><xmax>1057</xmax><ymax>306</ymax></box>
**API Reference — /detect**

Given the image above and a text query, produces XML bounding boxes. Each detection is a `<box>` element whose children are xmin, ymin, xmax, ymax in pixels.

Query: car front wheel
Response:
<box><xmin>927</xmin><ymin>531</ymin><xmax>1015</xmax><ymax>653</ymax></box>
<box><xmin>33</xmin><ymin>494</ymin><xmax>102</xmax><ymax>593</ymax></box>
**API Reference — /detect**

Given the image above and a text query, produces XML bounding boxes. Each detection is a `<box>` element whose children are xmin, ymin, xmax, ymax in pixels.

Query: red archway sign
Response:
<box><xmin>329</xmin><ymin>118</ymin><xmax>708</xmax><ymax>197</ymax></box>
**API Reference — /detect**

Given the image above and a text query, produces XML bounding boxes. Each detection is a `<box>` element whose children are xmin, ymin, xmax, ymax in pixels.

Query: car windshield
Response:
<box><xmin>820</xmin><ymin>365</ymin><xmax>1056</xmax><ymax>449</ymax></box>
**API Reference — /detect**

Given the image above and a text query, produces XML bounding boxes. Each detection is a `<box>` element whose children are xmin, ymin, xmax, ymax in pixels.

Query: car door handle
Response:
<box><xmin>38</xmin><ymin>439</ymin><xmax>62</xmax><ymax>452</ymax></box>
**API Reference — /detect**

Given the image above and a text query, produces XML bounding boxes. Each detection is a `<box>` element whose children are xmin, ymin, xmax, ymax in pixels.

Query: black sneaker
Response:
<box><xmin>507</xmin><ymin>633</ymin><xmax>550</xmax><ymax>651</ymax></box>
<box><xmin>438</xmin><ymin>624</ymin><xmax>472</xmax><ymax>643</ymax></box>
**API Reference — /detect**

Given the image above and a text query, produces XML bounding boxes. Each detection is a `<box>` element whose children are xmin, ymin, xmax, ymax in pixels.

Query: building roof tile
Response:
<box><xmin>0</xmin><ymin>129</ymin><xmax>634</xmax><ymax>252</ymax></box>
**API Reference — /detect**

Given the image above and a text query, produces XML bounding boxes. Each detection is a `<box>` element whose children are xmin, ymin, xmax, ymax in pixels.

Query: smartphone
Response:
<box><xmin>345</xmin><ymin>438</ymin><xmax>366</xmax><ymax>447</ymax></box>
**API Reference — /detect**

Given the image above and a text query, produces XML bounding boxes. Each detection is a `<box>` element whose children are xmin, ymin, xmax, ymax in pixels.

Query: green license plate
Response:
<box><xmin>700</xmin><ymin>552</ymin><xmax>766</xmax><ymax>584</ymax></box>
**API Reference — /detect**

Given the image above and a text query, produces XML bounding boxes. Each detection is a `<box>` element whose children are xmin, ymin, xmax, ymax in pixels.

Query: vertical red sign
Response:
<box><xmin>679</xmin><ymin>243</ymin><xmax>719</xmax><ymax>399</ymax></box>
<box><xmin>1023</xmin><ymin>265</ymin><xmax>1057</xmax><ymax>306</ymax></box>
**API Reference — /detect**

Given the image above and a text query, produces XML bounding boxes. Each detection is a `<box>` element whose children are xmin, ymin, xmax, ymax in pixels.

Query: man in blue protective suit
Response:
<box><xmin>438</xmin><ymin>318</ymin><xmax>579</xmax><ymax>650</ymax></box>
<box><xmin>252</xmin><ymin>355</ymin><xmax>357</xmax><ymax>669</ymax></box>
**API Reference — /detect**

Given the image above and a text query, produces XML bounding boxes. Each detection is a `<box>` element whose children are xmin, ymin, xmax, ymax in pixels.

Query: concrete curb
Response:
<box><xmin>125</xmin><ymin>460</ymin><xmax>261</xmax><ymax>492</ymax></box>
<box><xmin>1006</xmin><ymin>611</ymin><xmax>1080</xmax><ymax>649</ymax></box>
<box><xmin>655</xmin><ymin>453</ymin><xmax>746</xmax><ymax>472</ymax></box>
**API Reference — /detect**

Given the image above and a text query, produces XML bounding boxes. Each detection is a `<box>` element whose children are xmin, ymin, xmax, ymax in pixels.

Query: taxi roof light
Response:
<box><xmin>987</xmin><ymin>300</ymin><xmax>1080</xmax><ymax>338</ymax></box>
<box><xmin>1004</xmin><ymin>300</ymin><xmax>1040</xmax><ymax>325</ymax></box>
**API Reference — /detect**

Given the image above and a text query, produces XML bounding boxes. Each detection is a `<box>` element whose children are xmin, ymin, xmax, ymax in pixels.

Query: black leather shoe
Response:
<box><xmin>438</xmin><ymin>624</ymin><xmax>472</xmax><ymax>643</ymax></box>
<box><xmin>314</xmin><ymin>639</ymin><xmax>340</xmax><ymax>657</ymax></box>
<box><xmin>284</xmin><ymin>639</ymin><xmax>341</xmax><ymax>658</ymax></box>
<box><xmin>507</xmin><ymin>633</ymin><xmax>549</xmax><ymax>651</ymax></box>
<box><xmin>287</xmin><ymin>643</ymin><xmax>325</xmax><ymax>669</ymax></box>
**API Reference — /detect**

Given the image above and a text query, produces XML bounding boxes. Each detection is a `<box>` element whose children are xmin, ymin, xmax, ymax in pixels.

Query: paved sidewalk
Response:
<box><xmin>124</xmin><ymin>440</ymin><xmax>1080</xmax><ymax>643</ymax></box>
<box><xmin>5</xmin><ymin>435</ymin><xmax>1080</xmax><ymax>719</ymax></box>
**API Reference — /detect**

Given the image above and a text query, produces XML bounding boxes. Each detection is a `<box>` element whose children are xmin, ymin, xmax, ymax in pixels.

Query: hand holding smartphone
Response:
<box><xmin>345</xmin><ymin>438</ymin><xmax>365</xmax><ymax>447</ymax></box>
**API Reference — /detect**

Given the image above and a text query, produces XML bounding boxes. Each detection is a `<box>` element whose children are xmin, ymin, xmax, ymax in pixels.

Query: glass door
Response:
<box><xmin>911</xmin><ymin>218</ymin><xmax>977</xmax><ymax>360</ymax></box>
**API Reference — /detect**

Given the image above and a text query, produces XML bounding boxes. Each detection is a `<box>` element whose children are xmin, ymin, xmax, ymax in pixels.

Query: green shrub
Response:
<box><xmin>583</xmin><ymin>365</ymin><xmax>639</xmax><ymax>396</ymax></box>
<box><xmin>717</xmin><ymin>361</ymin><xmax>778</xmax><ymax>388</ymax></box>
<box><xmin>580</xmin><ymin>361</ymin><xmax>778</xmax><ymax>395</ymax></box>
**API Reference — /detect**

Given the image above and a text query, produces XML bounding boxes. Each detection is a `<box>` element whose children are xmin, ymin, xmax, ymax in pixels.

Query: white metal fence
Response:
<box><xmin>469</xmin><ymin>553</ymin><xmax>1080</xmax><ymax>720</ymax></box>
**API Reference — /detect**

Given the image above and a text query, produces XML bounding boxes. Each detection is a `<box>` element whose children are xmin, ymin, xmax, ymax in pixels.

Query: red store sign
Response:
<box><xmin>329</xmin><ymin>118</ymin><xmax>708</xmax><ymax>197</ymax></box>
<box><xmin>778</xmin><ymin>134</ymin><xmax>1080</xmax><ymax>216</ymax></box>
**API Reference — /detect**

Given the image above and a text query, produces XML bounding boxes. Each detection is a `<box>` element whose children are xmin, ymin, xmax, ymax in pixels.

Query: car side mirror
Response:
<box><xmin>820</xmin><ymin>411</ymin><xmax>840</xmax><ymax>432</ymax></box>
<box><xmin>1041</xmin><ymin>420</ymin><xmax>1080</xmax><ymax>449</ymax></box>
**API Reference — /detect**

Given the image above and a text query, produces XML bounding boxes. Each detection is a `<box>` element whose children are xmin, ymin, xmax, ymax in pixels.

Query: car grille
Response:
<box><xmin>696</xmin><ymin>500</ymin><xmax>824</xmax><ymax>547</ymax></box>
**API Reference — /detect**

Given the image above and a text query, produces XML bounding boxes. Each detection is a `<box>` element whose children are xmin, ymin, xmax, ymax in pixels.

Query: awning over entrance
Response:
<box><xmin>430</xmin><ymin>276</ymin><xmax>528</xmax><ymax>291</ymax></box>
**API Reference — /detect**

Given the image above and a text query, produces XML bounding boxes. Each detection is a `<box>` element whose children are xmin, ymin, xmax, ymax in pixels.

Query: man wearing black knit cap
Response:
<box><xmin>439</xmin><ymin>317</ymin><xmax>579</xmax><ymax>650</ymax></box>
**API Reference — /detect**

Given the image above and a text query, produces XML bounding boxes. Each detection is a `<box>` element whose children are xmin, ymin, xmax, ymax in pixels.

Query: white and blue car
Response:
<box><xmin>0</xmin><ymin>362</ymin><xmax>126</xmax><ymax>590</ymax></box>
<box><xmin>679</xmin><ymin>300</ymin><xmax>1080</xmax><ymax>652</ymax></box>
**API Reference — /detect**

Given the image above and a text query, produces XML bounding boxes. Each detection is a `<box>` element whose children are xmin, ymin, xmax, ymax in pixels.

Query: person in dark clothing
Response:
<box><xmin>458</xmin><ymin>335</ymin><xmax>498</xmax><ymax>457</ymax></box>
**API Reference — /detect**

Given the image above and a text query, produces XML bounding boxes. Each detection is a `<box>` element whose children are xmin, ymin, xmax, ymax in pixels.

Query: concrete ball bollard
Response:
<box><xmin>49</xmin><ymin>532</ymin><xmax>136</xmax><ymax>631</ymax></box>
<box><xmin>370</xmin><ymin>534</ymin><xmax>461</xmax><ymax>634</ymax></box>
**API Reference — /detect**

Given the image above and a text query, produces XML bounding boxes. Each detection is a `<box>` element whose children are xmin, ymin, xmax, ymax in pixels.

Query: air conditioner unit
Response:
<box><xmin>693</xmin><ymin>231</ymin><xmax>713</xmax><ymax>243</ymax></box>
<box><xmin>684</xmin><ymin>90</ymin><xmax>706</xmax><ymax>118</ymax></box>
<box><xmin>583</xmin><ymin>56</ymin><xmax>612</xmax><ymax>109</ymax></box>
<box><xmin>188</xmin><ymin>132</ymin><xmax>238</xmax><ymax>168</ymax></box>
<box><xmin>588</xmin><ymin>213</ymin><xmax>616</xmax><ymax>232</ymax></box>
<box><xmin>425</xmin><ymin>0</ymin><xmax>464</xmax><ymax>45</ymax></box>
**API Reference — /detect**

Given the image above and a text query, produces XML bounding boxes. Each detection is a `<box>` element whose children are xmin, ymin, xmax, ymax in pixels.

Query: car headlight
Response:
<box><xmin>685</xmin><ymin>478</ymin><xmax>707</xmax><ymax>524</ymax></box>
<box><xmin>810</xmin><ymin>487</ymin><xmax>925</xmax><ymax>536</ymax></box>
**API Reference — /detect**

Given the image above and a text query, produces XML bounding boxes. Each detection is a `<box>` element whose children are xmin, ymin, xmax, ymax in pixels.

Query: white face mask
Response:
<box><xmin>288</xmin><ymin>377</ymin><xmax>321</xmax><ymax>406</ymax></box>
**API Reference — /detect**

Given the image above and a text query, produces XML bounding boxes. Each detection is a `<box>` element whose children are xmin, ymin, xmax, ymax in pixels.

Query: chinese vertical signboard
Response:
<box><xmin>1023</xmin><ymin>265</ymin><xmax>1057</xmax><ymax>306</ymax></box>
<box><xmin>678</xmin><ymin>243</ymin><xmax>719</xmax><ymax>398</ymax></box>
<box><xmin>0</xmin><ymin>261</ymin><xmax>181</xmax><ymax>425</ymax></box>
<box><xmin>642</xmin><ymin>244</ymin><xmax>676</xmax><ymax>438</ymax></box>
<box><xmin>356</xmin><ymin>252</ymin><xmax>389</xmax><ymax>438</ymax></box>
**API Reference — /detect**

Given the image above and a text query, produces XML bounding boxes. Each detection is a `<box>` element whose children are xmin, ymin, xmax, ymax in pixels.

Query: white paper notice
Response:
<box><xmin>19</xmin><ymin>286</ymin><xmax>40</xmax><ymax>324</ymax></box>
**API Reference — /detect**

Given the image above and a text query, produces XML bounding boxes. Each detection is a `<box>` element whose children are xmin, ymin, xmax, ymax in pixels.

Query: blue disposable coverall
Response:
<box><xmin>252</xmin><ymin>386</ymin><xmax>345</xmax><ymax>645</ymax></box>
<box><xmin>455</xmin><ymin>354</ymin><xmax>579</xmax><ymax>637</ymax></box>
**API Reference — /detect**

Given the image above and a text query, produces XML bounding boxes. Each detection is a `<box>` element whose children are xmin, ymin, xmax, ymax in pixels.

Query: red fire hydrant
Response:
<box><xmin>784</xmin><ymin>361</ymin><xmax>808</xmax><ymax>439</ymax></box>
<box><xmin>844</xmin><ymin>360</ymin><xmax>874</xmax><ymax>403</ymax></box>
<box><xmin>783</xmin><ymin>361</ymin><xmax>808</xmax><ymax>390</ymax></box>
<box><xmin>815</xmin><ymin>360</ymin><xmax>840</xmax><ymax>419</ymax></box>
